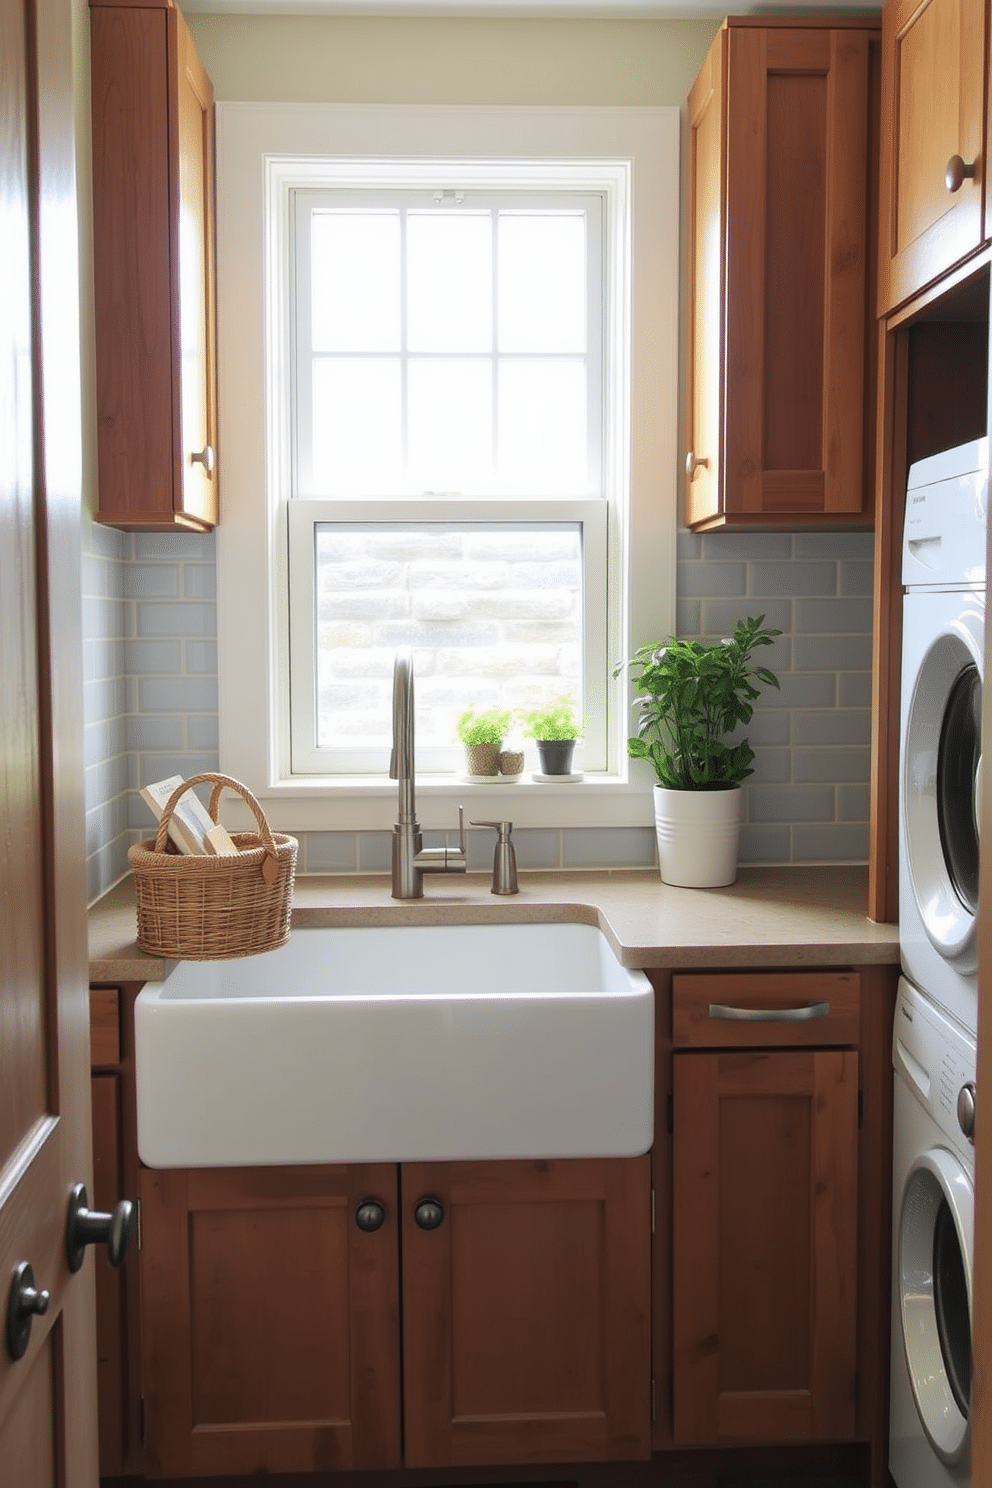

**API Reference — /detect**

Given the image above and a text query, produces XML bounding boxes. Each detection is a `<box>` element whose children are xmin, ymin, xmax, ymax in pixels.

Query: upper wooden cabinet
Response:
<box><xmin>685</xmin><ymin>21</ymin><xmax>878</xmax><ymax>531</ymax></box>
<box><xmin>90</xmin><ymin>0</ymin><xmax>218</xmax><ymax>531</ymax></box>
<box><xmin>877</xmin><ymin>0</ymin><xmax>987</xmax><ymax>316</ymax></box>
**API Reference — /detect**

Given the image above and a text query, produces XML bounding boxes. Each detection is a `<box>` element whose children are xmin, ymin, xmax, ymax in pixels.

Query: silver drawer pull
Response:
<box><xmin>708</xmin><ymin>1000</ymin><xmax>831</xmax><ymax>1023</ymax></box>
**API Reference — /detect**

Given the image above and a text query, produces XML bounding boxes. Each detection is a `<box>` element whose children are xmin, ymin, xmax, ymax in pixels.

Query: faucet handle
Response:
<box><xmin>470</xmin><ymin>819</ymin><xmax>512</xmax><ymax>836</ymax></box>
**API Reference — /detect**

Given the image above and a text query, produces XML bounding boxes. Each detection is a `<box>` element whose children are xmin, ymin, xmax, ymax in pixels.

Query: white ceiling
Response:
<box><xmin>182</xmin><ymin>0</ymin><xmax>881</xmax><ymax>19</ymax></box>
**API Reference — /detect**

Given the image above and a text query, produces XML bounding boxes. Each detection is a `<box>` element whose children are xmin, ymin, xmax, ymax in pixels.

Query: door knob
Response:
<box><xmin>945</xmin><ymin>154</ymin><xmax>977</xmax><ymax>193</ymax></box>
<box><xmin>685</xmin><ymin>451</ymin><xmax>710</xmax><ymax>477</ymax></box>
<box><xmin>355</xmin><ymin>1199</ymin><xmax>386</xmax><ymax>1232</ymax></box>
<box><xmin>6</xmin><ymin>1262</ymin><xmax>50</xmax><ymax>1361</ymax></box>
<box><xmin>66</xmin><ymin>1183</ymin><xmax>136</xmax><ymax>1272</ymax></box>
<box><xmin>190</xmin><ymin>443</ymin><xmax>215</xmax><ymax>473</ymax></box>
<box><xmin>413</xmin><ymin>1196</ymin><xmax>445</xmax><ymax>1230</ymax></box>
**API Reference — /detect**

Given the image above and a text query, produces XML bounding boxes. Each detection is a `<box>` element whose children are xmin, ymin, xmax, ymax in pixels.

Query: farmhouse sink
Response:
<box><xmin>134</xmin><ymin>920</ymin><xmax>654</xmax><ymax>1168</ymax></box>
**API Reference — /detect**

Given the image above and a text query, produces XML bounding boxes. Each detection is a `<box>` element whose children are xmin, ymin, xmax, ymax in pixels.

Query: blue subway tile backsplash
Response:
<box><xmin>81</xmin><ymin>524</ymin><xmax>876</xmax><ymax>902</ymax></box>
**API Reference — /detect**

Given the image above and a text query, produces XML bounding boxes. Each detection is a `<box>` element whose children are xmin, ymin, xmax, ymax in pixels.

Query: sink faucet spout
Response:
<box><xmin>390</xmin><ymin>649</ymin><xmax>467</xmax><ymax>898</ymax></box>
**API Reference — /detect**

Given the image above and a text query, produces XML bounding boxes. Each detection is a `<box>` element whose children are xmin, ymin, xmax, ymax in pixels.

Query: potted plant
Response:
<box><xmin>522</xmin><ymin>695</ymin><xmax>583</xmax><ymax>777</ymax></box>
<box><xmin>455</xmin><ymin>704</ymin><xmax>515</xmax><ymax>777</ymax></box>
<box><xmin>614</xmin><ymin>615</ymin><xmax>781</xmax><ymax>886</ymax></box>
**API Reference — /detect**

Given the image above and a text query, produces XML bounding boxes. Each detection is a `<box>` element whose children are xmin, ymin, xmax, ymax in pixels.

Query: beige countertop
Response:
<box><xmin>88</xmin><ymin>864</ymin><xmax>900</xmax><ymax>984</ymax></box>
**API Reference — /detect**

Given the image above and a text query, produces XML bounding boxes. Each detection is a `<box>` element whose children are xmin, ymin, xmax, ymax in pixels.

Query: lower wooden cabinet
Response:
<box><xmin>671</xmin><ymin>972</ymin><xmax>861</xmax><ymax>1446</ymax></box>
<box><xmin>137</xmin><ymin>1154</ymin><xmax>652</xmax><ymax>1478</ymax></box>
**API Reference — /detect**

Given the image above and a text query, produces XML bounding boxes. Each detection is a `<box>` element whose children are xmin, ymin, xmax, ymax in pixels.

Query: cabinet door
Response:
<box><xmin>878</xmin><ymin>0</ymin><xmax>986</xmax><ymax>314</ymax></box>
<box><xmin>687</xmin><ymin>26</ymin><xmax>873</xmax><ymax>529</ymax></box>
<box><xmin>672</xmin><ymin>1048</ymin><xmax>858</xmax><ymax>1445</ymax></box>
<box><xmin>173</xmin><ymin>4</ymin><xmax>217</xmax><ymax>528</ymax></box>
<box><xmin>685</xmin><ymin>27</ymin><xmax>727</xmax><ymax>532</ymax></box>
<box><xmin>139</xmin><ymin>1164</ymin><xmax>401</xmax><ymax>1477</ymax></box>
<box><xmin>89</xmin><ymin>0</ymin><xmax>217</xmax><ymax>530</ymax></box>
<box><xmin>401</xmin><ymin>1157</ymin><xmax>652</xmax><ymax>1467</ymax></box>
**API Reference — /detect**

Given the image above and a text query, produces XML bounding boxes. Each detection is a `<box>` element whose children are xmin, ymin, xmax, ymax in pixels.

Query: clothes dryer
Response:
<box><xmin>899</xmin><ymin>438</ymin><xmax>986</xmax><ymax>1036</ymax></box>
<box><xmin>890</xmin><ymin>976</ymin><xmax>975</xmax><ymax>1488</ymax></box>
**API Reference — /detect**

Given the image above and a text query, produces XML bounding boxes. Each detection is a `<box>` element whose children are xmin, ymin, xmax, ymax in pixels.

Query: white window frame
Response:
<box><xmin>215</xmin><ymin>103</ymin><xmax>679</xmax><ymax>833</ymax></box>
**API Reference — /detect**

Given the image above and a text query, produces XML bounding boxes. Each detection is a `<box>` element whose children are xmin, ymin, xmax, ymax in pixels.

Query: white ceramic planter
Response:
<box><xmin>652</xmin><ymin>784</ymin><xmax>743</xmax><ymax>888</ymax></box>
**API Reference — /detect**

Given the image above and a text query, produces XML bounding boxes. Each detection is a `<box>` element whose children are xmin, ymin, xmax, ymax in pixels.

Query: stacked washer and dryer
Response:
<box><xmin>891</xmin><ymin>437</ymin><xmax>986</xmax><ymax>1488</ymax></box>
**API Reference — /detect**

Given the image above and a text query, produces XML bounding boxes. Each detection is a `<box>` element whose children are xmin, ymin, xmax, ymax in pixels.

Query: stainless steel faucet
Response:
<box><xmin>390</xmin><ymin>649</ymin><xmax>467</xmax><ymax>899</ymax></box>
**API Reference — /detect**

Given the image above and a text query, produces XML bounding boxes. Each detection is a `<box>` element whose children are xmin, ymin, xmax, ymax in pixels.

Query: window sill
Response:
<box><xmin>218</xmin><ymin>771</ymin><xmax>654</xmax><ymax>833</ymax></box>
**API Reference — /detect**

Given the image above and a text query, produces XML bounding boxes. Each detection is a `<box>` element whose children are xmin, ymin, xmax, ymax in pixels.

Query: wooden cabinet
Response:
<box><xmin>877</xmin><ymin>0</ymin><xmax>987</xmax><ymax>316</ymax></box>
<box><xmin>685</xmin><ymin>20</ymin><xmax>878</xmax><ymax>530</ymax></box>
<box><xmin>138</xmin><ymin>1155</ymin><xmax>652</xmax><ymax>1478</ymax></box>
<box><xmin>401</xmin><ymin>1157</ymin><xmax>651</xmax><ymax>1467</ymax></box>
<box><xmin>90</xmin><ymin>0</ymin><xmax>218</xmax><ymax>531</ymax></box>
<box><xmin>671</xmin><ymin>972</ymin><xmax>861</xmax><ymax>1446</ymax></box>
<box><xmin>139</xmin><ymin>1163</ymin><xmax>401</xmax><ymax>1478</ymax></box>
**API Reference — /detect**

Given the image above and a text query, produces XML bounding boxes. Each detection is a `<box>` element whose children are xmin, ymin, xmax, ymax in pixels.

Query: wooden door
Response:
<box><xmin>0</xmin><ymin>0</ymin><xmax>97</xmax><ymax>1480</ymax></box>
<box><xmin>878</xmin><ymin>0</ymin><xmax>986</xmax><ymax>314</ymax></box>
<box><xmin>139</xmin><ymin>1163</ymin><xmax>402</xmax><ymax>1477</ymax></box>
<box><xmin>672</xmin><ymin>1048</ymin><xmax>859</xmax><ymax>1445</ymax></box>
<box><xmin>685</xmin><ymin>25</ymin><xmax>727</xmax><ymax>531</ymax></box>
<box><xmin>401</xmin><ymin>1157</ymin><xmax>652</xmax><ymax>1468</ymax></box>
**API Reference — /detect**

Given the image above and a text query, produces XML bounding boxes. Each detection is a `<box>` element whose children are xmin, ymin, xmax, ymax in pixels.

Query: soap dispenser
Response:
<box><xmin>470</xmin><ymin>819</ymin><xmax>518</xmax><ymax>895</ymax></box>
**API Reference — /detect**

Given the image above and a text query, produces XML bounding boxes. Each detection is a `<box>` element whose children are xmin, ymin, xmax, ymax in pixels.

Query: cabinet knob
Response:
<box><xmin>66</xmin><ymin>1183</ymin><xmax>136</xmax><ymax>1273</ymax></box>
<box><xmin>413</xmin><ymin>1196</ymin><xmax>445</xmax><ymax>1231</ymax></box>
<box><xmin>685</xmin><ymin>451</ymin><xmax>709</xmax><ymax>477</ymax></box>
<box><xmin>957</xmin><ymin>1081</ymin><xmax>977</xmax><ymax>1143</ymax></box>
<box><xmin>945</xmin><ymin>155</ymin><xmax>977</xmax><ymax>193</ymax></box>
<box><xmin>355</xmin><ymin>1199</ymin><xmax>386</xmax><ymax>1232</ymax></box>
<box><xmin>6</xmin><ymin>1262</ymin><xmax>50</xmax><ymax>1361</ymax></box>
<box><xmin>190</xmin><ymin>444</ymin><xmax>215</xmax><ymax>474</ymax></box>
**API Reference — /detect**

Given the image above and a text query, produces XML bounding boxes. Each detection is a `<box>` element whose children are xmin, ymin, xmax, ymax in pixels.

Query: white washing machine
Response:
<box><xmin>890</xmin><ymin>976</ymin><xmax>976</xmax><ymax>1488</ymax></box>
<box><xmin>899</xmin><ymin>437</ymin><xmax>987</xmax><ymax>1036</ymax></box>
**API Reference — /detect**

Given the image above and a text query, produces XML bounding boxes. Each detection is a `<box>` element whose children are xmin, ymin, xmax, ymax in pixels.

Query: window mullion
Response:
<box><xmin>400</xmin><ymin>206</ymin><xmax>410</xmax><ymax>484</ymax></box>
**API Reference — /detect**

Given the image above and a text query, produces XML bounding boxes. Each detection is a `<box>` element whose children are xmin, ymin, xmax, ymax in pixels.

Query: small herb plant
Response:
<box><xmin>614</xmin><ymin>615</ymin><xmax>781</xmax><ymax>790</ymax></box>
<box><xmin>455</xmin><ymin>704</ymin><xmax>514</xmax><ymax>747</ymax></box>
<box><xmin>522</xmin><ymin>695</ymin><xmax>583</xmax><ymax>742</ymax></box>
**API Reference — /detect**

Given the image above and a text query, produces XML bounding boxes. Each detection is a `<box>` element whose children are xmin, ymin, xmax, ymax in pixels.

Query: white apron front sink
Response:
<box><xmin>134</xmin><ymin>920</ymin><xmax>654</xmax><ymax>1167</ymax></box>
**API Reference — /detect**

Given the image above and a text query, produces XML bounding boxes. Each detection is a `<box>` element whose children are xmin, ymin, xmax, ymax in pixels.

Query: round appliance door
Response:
<box><xmin>902</xmin><ymin>609</ymin><xmax>983</xmax><ymax>973</ymax></box>
<box><xmin>899</xmin><ymin>1147</ymin><xmax>975</xmax><ymax>1466</ymax></box>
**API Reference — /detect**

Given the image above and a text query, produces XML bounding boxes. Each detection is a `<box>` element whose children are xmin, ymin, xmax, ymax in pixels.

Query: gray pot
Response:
<box><xmin>535</xmin><ymin>739</ymin><xmax>576</xmax><ymax>775</ymax></box>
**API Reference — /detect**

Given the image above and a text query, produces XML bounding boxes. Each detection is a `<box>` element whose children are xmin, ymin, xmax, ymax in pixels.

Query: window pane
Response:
<box><xmin>312</xmin><ymin>359</ymin><xmax>401</xmax><ymax>492</ymax></box>
<box><xmin>498</xmin><ymin>212</ymin><xmax>586</xmax><ymax>353</ymax></box>
<box><xmin>313</xmin><ymin>522</ymin><xmax>583</xmax><ymax>752</ymax></box>
<box><xmin>407</xmin><ymin>211</ymin><xmax>492</xmax><ymax>353</ymax></box>
<box><xmin>499</xmin><ymin>360</ymin><xmax>588</xmax><ymax>494</ymax></box>
<box><xmin>311</xmin><ymin>211</ymin><xmax>400</xmax><ymax>352</ymax></box>
<box><xmin>407</xmin><ymin>359</ymin><xmax>493</xmax><ymax>492</ymax></box>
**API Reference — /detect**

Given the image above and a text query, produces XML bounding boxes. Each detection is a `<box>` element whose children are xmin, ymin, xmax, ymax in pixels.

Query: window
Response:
<box><xmin>216</xmin><ymin>104</ymin><xmax>679</xmax><ymax>831</ymax></box>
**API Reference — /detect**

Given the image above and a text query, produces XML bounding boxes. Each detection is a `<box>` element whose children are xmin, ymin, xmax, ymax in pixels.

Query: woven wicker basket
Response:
<box><xmin>129</xmin><ymin>774</ymin><xmax>298</xmax><ymax>960</ymax></box>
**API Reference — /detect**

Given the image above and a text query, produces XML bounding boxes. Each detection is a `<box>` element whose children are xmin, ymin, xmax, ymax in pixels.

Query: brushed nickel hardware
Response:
<box><xmin>470</xmin><ymin>819</ymin><xmax>518</xmax><ymax>894</ymax></box>
<box><xmin>945</xmin><ymin>154</ymin><xmax>977</xmax><ymax>192</ymax></box>
<box><xmin>190</xmin><ymin>444</ymin><xmax>215</xmax><ymax>473</ymax></box>
<box><xmin>708</xmin><ymin>1000</ymin><xmax>831</xmax><ymax>1022</ymax></box>
<box><xmin>6</xmin><ymin>1262</ymin><xmax>49</xmax><ymax>1361</ymax></box>
<box><xmin>685</xmin><ymin>451</ymin><xmax>709</xmax><ymax>477</ymax></box>
<box><xmin>66</xmin><ymin>1182</ymin><xmax>136</xmax><ymax>1272</ymax></box>
<box><xmin>390</xmin><ymin>649</ymin><xmax>467</xmax><ymax>898</ymax></box>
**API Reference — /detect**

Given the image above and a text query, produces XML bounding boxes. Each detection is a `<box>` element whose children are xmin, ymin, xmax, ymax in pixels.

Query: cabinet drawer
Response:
<box><xmin>90</xmin><ymin>987</ymin><xmax>121</xmax><ymax>1068</ymax></box>
<box><xmin>672</xmin><ymin>972</ymin><xmax>860</xmax><ymax>1048</ymax></box>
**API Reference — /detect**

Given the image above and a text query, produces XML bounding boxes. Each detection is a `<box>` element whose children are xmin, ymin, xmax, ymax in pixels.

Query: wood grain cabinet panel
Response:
<box><xmin>401</xmin><ymin>1157</ymin><xmax>652</xmax><ymax>1468</ymax></box>
<box><xmin>138</xmin><ymin>1164</ymin><xmax>402</xmax><ymax>1478</ymax></box>
<box><xmin>686</xmin><ymin>21</ymin><xmax>878</xmax><ymax>530</ymax></box>
<box><xmin>877</xmin><ymin>0</ymin><xmax>987</xmax><ymax>315</ymax></box>
<box><xmin>89</xmin><ymin>0</ymin><xmax>218</xmax><ymax>530</ymax></box>
<box><xmin>671</xmin><ymin>973</ymin><xmax>860</xmax><ymax>1447</ymax></box>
